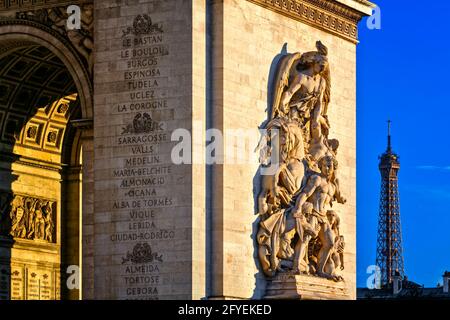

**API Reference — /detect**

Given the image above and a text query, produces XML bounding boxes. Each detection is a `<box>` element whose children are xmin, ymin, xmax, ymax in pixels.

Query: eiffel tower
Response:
<box><xmin>375</xmin><ymin>120</ymin><xmax>405</xmax><ymax>287</ymax></box>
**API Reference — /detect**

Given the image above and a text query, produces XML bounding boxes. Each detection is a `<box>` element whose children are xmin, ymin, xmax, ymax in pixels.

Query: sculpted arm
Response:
<box><xmin>312</xmin><ymin>79</ymin><xmax>327</xmax><ymax>130</ymax></box>
<box><xmin>293</xmin><ymin>176</ymin><xmax>320</xmax><ymax>215</ymax></box>
<box><xmin>280</xmin><ymin>74</ymin><xmax>305</xmax><ymax>111</ymax></box>
<box><xmin>272</xmin><ymin>163</ymin><xmax>287</xmax><ymax>197</ymax></box>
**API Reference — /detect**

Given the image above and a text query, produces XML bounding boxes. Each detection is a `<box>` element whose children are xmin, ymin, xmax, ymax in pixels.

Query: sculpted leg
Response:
<box><xmin>293</xmin><ymin>234</ymin><xmax>311</xmax><ymax>274</ymax></box>
<box><xmin>292</xmin><ymin>215</ymin><xmax>317</xmax><ymax>274</ymax></box>
<box><xmin>316</xmin><ymin>223</ymin><xmax>336</xmax><ymax>280</ymax></box>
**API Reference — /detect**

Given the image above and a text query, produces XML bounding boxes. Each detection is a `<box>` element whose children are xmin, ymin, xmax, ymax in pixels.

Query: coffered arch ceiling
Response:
<box><xmin>0</xmin><ymin>44</ymin><xmax>80</xmax><ymax>163</ymax></box>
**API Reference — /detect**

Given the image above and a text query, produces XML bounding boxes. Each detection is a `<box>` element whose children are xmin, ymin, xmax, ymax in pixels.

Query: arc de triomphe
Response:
<box><xmin>0</xmin><ymin>0</ymin><xmax>374</xmax><ymax>300</ymax></box>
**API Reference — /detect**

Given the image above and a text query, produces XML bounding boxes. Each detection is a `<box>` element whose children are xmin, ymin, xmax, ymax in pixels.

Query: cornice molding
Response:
<box><xmin>70</xmin><ymin>118</ymin><xmax>93</xmax><ymax>130</ymax></box>
<box><xmin>0</xmin><ymin>152</ymin><xmax>62</xmax><ymax>172</ymax></box>
<box><xmin>246</xmin><ymin>0</ymin><xmax>375</xmax><ymax>43</ymax></box>
<box><xmin>0</xmin><ymin>0</ymin><xmax>89</xmax><ymax>12</ymax></box>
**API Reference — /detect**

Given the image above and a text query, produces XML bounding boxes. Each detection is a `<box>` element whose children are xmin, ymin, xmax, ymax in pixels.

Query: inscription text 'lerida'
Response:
<box><xmin>256</xmin><ymin>41</ymin><xmax>345</xmax><ymax>282</ymax></box>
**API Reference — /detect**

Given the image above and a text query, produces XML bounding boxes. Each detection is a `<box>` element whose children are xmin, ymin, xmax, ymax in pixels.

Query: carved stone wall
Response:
<box><xmin>0</xmin><ymin>262</ymin><xmax>60</xmax><ymax>299</ymax></box>
<box><xmin>208</xmin><ymin>0</ymin><xmax>361</xmax><ymax>299</ymax></box>
<box><xmin>0</xmin><ymin>152</ymin><xmax>63</xmax><ymax>300</ymax></box>
<box><xmin>0</xmin><ymin>191</ymin><xmax>60</xmax><ymax>300</ymax></box>
<box><xmin>0</xmin><ymin>1</ymin><xmax>89</xmax><ymax>300</ymax></box>
<box><xmin>0</xmin><ymin>193</ymin><xmax>56</xmax><ymax>243</ymax></box>
<box><xmin>247</xmin><ymin>0</ymin><xmax>372</xmax><ymax>43</ymax></box>
<box><xmin>0</xmin><ymin>0</ymin><xmax>371</xmax><ymax>300</ymax></box>
<box><xmin>0</xmin><ymin>0</ymin><xmax>87</xmax><ymax>11</ymax></box>
<box><xmin>92</xmin><ymin>0</ymin><xmax>207</xmax><ymax>300</ymax></box>
<box><xmin>0</xmin><ymin>2</ymin><xmax>94</xmax><ymax>77</ymax></box>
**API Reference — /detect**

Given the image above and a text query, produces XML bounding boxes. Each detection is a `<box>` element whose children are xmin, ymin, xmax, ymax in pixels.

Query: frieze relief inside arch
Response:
<box><xmin>0</xmin><ymin>192</ymin><xmax>56</xmax><ymax>244</ymax></box>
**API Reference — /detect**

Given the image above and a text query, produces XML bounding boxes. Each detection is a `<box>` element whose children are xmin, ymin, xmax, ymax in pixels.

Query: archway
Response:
<box><xmin>0</xmin><ymin>21</ymin><xmax>93</xmax><ymax>300</ymax></box>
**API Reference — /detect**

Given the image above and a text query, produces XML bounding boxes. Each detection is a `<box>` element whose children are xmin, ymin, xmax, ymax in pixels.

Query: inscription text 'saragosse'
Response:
<box><xmin>109</xmin><ymin>14</ymin><xmax>176</xmax><ymax>300</ymax></box>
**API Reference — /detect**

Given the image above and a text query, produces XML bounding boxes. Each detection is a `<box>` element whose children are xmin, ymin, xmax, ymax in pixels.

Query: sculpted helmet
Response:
<box><xmin>296</xmin><ymin>41</ymin><xmax>329</xmax><ymax>71</ymax></box>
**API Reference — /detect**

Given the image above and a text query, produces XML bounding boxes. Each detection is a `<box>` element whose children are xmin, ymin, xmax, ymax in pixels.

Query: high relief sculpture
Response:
<box><xmin>16</xmin><ymin>3</ymin><xmax>94</xmax><ymax>75</ymax></box>
<box><xmin>0</xmin><ymin>194</ymin><xmax>56</xmax><ymax>243</ymax></box>
<box><xmin>256</xmin><ymin>41</ymin><xmax>346</xmax><ymax>283</ymax></box>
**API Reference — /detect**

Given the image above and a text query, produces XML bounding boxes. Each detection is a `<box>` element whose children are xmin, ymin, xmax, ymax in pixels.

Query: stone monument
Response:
<box><xmin>0</xmin><ymin>0</ymin><xmax>374</xmax><ymax>300</ymax></box>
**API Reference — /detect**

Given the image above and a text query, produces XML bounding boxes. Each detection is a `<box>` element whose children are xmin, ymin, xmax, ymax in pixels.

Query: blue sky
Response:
<box><xmin>356</xmin><ymin>0</ymin><xmax>450</xmax><ymax>288</ymax></box>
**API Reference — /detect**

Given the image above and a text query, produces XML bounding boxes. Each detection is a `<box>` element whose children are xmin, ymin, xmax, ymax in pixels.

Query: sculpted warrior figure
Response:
<box><xmin>327</xmin><ymin>211</ymin><xmax>345</xmax><ymax>273</ymax></box>
<box><xmin>291</xmin><ymin>155</ymin><xmax>345</xmax><ymax>280</ymax></box>
<box><xmin>26</xmin><ymin>198</ymin><xmax>36</xmax><ymax>239</ymax></box>
<box><xmin>34</xmin><ymin>201</ymin><xmax>46</xmax><ymax>240</ymax></box>
<box><xmin>255</xmin><ymin>41</ymin><xmax>346</xmax><ymax>282</ymax></box>
<box><xmin>307</xmin><ymin>210</ymin><xmax>345</xmax><ymax>279</ymax></box>
<box><xmin>10</xmin><ymin>196</ymin><xmax>27</xmax><ymax>239</ymax></box>
<box><xmin>284</xmin><ymin>202</ymin><xmax>319</xmax><ymax>272</ymax></box>
<box><xmin>44</xmin><ymin>202</ymin><xmax>54</xmax><ymax>243</ymax></box>
<box><xmin>270</xmin><ymin>41</ymin><xmax>330</xmax><ymax>146</ymax></box>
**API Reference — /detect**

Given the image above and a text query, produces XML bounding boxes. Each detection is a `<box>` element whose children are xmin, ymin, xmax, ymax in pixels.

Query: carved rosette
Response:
<box><xmin>0</xmin><ymin>193</ymin><xmax>56</xmax><ymax>243</ymax></box>
<box><xmin>121</xmin><ymin>112</ymin><xmax>164</xmax><ymax>135</ymax></box>
<box><xmin>122</xmin><ymin>14</ymin><xmax>163</xmax><ymax>38</ymax></box>
<box><xmin>121</xmin><ymin>243</ymin><xmax>163</xmax><ymax>265</ymax></box>
<box><xmin>255</xmin><ymin>41</ymin><xmax>346</xmax><ymax>287</ymax></box>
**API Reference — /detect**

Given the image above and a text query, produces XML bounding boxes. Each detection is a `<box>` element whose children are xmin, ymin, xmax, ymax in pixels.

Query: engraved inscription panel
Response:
<box><xmin>95</xmin><ymin>6</ymin><xmax>193</xmax><ymax>299</ymax></box>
